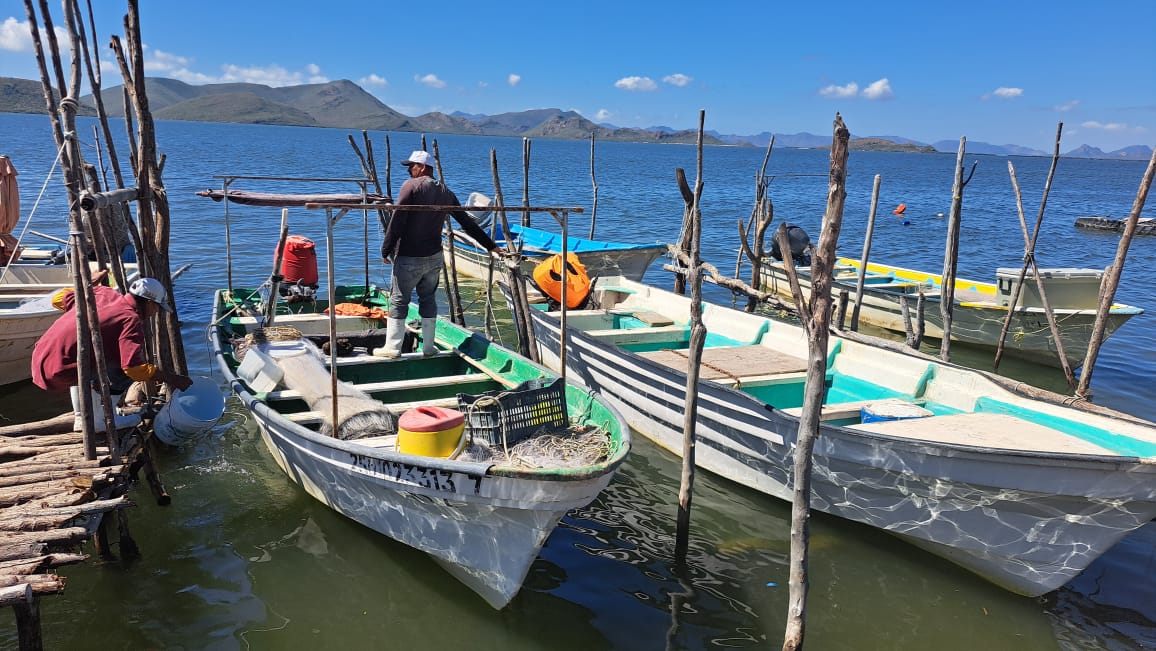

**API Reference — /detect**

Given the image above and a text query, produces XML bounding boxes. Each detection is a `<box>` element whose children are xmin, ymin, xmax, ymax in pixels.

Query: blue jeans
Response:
<box><xmin>389</xmin><ymin>253</ymin><xmax>442</xmax><ymax>319</ymax></box>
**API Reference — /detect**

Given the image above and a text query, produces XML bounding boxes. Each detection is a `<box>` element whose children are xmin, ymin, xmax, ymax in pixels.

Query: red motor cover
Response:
<box><xmin>398</xmin><ymin>406</ymin><xmax>465</xmax><ymax>432</ymax></box>
<box><xmin>280</xmin><ymin>235</ymin><xmax>318</xmax><ymax>286</ymax></box>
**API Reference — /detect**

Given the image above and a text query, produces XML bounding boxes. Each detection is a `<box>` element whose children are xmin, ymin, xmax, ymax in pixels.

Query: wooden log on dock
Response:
<box><xmin>0</xmin><ymin>415</ymin><xmax>75</xmax><ymax>438</ymax></box>
<box><xmin>0</xmin><ymin>584</ymin><xmax>32</xmax><ymax>607</ymax></box>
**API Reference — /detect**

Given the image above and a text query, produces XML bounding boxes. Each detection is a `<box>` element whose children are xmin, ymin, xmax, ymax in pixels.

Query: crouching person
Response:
<box><xmin>31</xmin><ymin>277</ymin><xmax>193</xmax><ymax>432</ymax></box>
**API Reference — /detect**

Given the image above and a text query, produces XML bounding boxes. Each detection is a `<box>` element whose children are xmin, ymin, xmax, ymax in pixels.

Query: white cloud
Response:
<box><xmin>861</xmin><ymin>78</ymin><xmax>894</xmax><ymax>100</ymax></box>
<box><xmin>819</xmin><ymin>82</ymin><xmax>858</xmax><ymax>99</ymax></box>
<box><xmin>1055</xmin><ymin>100</ymin><xmax>1080</xmax><ymax>112</ymax></box>
<box><xmin>416</xmin><ymin>73</ymin><xmax>446</xmax><ymax>89</ymax></box>
<box><xmin>218</xmin><ymin>63</ymin><xmax>326</xmax><ymax>87</ymax></box>
<box><xmin>614</xmin><ymin>76</ymin><xmax>658</xmax><ymax>91</ymax></box>
<box><xmin>984</xmin><ymin>86</ymin><xmax>1021</xmax><ymax>99</ymax></box>
<box><xmin>0</xmin><ymin>18</ymin><xmax>69</xmax><ymax>53</ymax></box>
<box><xmin>508</xmin><ymin>74</ymin><xmax>521</xmax><ymax>86</ymax></box>
<box><xmin>595</xmin><ymin>108</ymin><xmax>612</xmax><ymax>121</ymax></box>
<box><xmin>1082</xmin><ymin>120</ymin><xmax>1128</xmax><ymax>131</ymax></box>
<box><xmin>143</xmin><ymin>48</ymin><xmax>193</xmax><ymax>74</ymax></box>
<box><xmin>0</xmin><ymin>17</ymin><xmax>31</xmax><ymax>51</ymax></box>
<box><xmin>359</xmin><ymin>74</ymin><xmax>387</xmax><ymax>87</ymax></box>
<box><xmin>663</xmin><ymin>73</ymin><xmax>692</xmax><ymax>87</ymax></box>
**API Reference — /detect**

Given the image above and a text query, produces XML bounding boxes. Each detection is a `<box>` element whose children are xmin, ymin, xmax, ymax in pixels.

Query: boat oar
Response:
<box><xmin>265</xmin><ymin>208</ymin><xmax>289</xmax><ymax>326</ymax></box>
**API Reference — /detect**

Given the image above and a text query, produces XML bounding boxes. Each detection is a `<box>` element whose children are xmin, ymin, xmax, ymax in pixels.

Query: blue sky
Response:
<box><xmin>2</xmin><ymin>1</ymin><xmax>1154</xmax><ymax>152</ymax></box>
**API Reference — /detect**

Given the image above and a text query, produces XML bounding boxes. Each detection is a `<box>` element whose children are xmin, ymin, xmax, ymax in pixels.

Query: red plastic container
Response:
<box><xmin>280</xmin><ymin>235</ymin><xmax>318</xmax><ymax>286</ymax></box>
<box><xmin>398</xmin><ymin>406</ymin><xmax>465</xmax><ymax>432</ymax></box>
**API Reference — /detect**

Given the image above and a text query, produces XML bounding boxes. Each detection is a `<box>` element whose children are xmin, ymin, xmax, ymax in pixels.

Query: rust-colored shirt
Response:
<box><xmin>30</xmin><ymin>285</ymin><xmax>147</xmax><ymax>392</ymax></box>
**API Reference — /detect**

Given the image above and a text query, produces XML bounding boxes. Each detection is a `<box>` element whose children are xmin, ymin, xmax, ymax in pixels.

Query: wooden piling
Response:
<box><xmin>782</xmin><ymin>113</ymin><xmax>850</xmax><ymax>651</ymax></box>
<box><xmin>736</xmin><ymin>138</ymin><xmax>777</xmax><ymax>312</ymax></box>
<box><xmin>938</xmin><ymin>139</ymin><xmax>977</xmax><ymax>363</ymax></box>
<box><xmin>1077</xmin><ymin>146</ymin><xmax>1156</xmax><ymax>396</ymax></box>
<box><xmin>588</xmin><ymin>133</ymin><xmax>599</xmax><ymax>239</ymax></box>
<box><xmin>850</xmin><ymin>174</ymin><xmax>882</xmax><ymax>331</ymax></box>
<box><xmin>431</xmin><ymin>142</ymin><xmax>466</xmax><ymax>326</ymax></box>
<box><xmin>674</xmin><ymin>110</ymin><xmax>707</xmax><ymax>563</ymax></box>
<box><xmin>673</xmin><ymin>168</ymin><xmax>695</xmax><ymax>296</ymax></box>
<box><xmin>490</xmin><ymin>150</ymin><xmax>539</xmax><ymax>362</ymax></box>
<box><xmin>994</xmin><ymin>131</ymin><xmax>1076</xmax><ymax>389</ymax></box>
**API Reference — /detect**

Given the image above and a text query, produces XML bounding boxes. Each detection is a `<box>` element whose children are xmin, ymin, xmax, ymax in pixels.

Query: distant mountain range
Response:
<box><xmin>2</xmin><ymin>76</ymin><xmax>1151</xmax><ymax>160</ymax></box>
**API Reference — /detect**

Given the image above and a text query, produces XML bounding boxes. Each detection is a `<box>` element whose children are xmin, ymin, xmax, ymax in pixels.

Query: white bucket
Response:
<box><xmin>154</xmin><ymin>375</ymin><xmax>226</xmax><ymax>446</ymax></box>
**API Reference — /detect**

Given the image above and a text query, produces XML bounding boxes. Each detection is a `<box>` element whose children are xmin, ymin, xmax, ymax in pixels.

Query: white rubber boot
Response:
<box><xmin>372</xmin><ymin>318</ymin><xmax>406</xmax><ymax>358</ymax></box>
<box><xmin>72</xmin><ymin>387</ymin><xmax>142</xmax><ymax>432</ymax></box>
<box><xmin>422</xmin><ymin>317</ymin><xmax>438</xmax><ymax>356</ymax></box>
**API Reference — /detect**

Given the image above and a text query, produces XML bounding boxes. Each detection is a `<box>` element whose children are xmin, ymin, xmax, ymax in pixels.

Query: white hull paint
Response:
<box><xmin>239</xmin><ymin>385</ymin><xmax>613</xmax><ymax>608</ymax></box>
<box><xmin>517</xmin><ymin>277</ymin><xmax>1156</xmax><ymax>596</ymax></box>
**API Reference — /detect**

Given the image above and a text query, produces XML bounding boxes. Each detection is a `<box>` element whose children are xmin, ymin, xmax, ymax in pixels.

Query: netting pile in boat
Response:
<box><xmin>455</xmin><ymin>378</ymin><xmax>613</xmax><ymax>468</ymax></box>
<box><xmin>454</xmin><ymin>423</ymin><xmax>614</xmax><ymax>469</ymax></box>
<box><xmin>233</xmin><ymin>327</ymin><xmax>396</xmax><ymax>441</ymax></box>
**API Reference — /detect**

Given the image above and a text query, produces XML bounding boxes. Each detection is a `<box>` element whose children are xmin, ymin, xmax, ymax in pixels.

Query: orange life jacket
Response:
<box><xmin>532</xmin><ymin>252</ymin><xmax>591</xmax><ymax>309</ymax></box>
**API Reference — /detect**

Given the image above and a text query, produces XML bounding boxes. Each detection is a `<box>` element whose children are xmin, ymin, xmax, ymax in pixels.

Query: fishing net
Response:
<box><xmin>455</xmin><ymin>378</ymin><xmax>614</xmax><ymax>468</ymax></box>
<box><xmin>454</xmin><ymin>423</ymin><xmax>614</xmax><ymax>469</ymax></box>
<box><xmin>234</xmin><ymin>327</ymin><xmax>396</xmax><ymax>441</ymax></box>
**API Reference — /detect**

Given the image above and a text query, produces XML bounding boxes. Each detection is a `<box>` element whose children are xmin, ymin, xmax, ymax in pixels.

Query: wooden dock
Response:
<box><xmin>0</xmin><ymin>414</ymin><xmax>163</xmax><ymax>647</ymax></box>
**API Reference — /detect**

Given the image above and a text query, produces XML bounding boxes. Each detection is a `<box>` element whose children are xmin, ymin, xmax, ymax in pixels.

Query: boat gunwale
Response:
<box><xmin>209</xmin><ymin>289</ymin><xmax>630</xmax><ymax>483</ymax></box>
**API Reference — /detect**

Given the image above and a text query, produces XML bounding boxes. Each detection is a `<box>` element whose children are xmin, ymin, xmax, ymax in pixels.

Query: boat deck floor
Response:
<box><xmin>638</xmin><ymin>345</ymin><xmax>807</xmax><ymax>381</ymax></box>
<box><xmin>847</xmin><ymin>412</ymin><xmax>1116</xmax><ymax>455</ymax></box>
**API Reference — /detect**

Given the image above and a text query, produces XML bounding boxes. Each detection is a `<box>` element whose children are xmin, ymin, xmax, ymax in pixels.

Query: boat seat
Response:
<box><xmin>585</xmin><ymin>324</ymin><xmax>688</xmax><ymax>346</ymax></box>
<box><xmin>639</xmin><ymin>345</ymin><xmax>807</xmax><ymax>382</ymax></box>
<box><xmin>780</xmin><ymin>398</ymin><xmax>925</xmax><ymax>421</ymax></box>
<box><xmin>283</xmin><ymin>397</ymin><xmax>459</xmax><ymax>426</ymax></box>
<box><xmin>231</xmin><ymin>313</ymin><xmax>382</xmax><ymax>335</ymax></box>
<box><xmin>264</xmin><ymin>373</ymin><xmax>487</xmax><ymax>401</ymax></box>
<box><xmin>631</xmin><ymin>310</ymin><xmax>674</xmax><ymax>327</ymax></box>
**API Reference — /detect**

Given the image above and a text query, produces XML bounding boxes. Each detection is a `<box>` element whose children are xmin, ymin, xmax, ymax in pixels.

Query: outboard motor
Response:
<box><xmin>769</xmin><ymin>224</ymin><xmax>812</xmax><ymax>266</ymax></box>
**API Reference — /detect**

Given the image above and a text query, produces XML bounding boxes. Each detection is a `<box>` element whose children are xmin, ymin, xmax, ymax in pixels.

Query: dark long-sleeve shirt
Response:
<box><xmin>381</xmin><ymin>176</ymin><xmax>497</xmax><ymax>259</ymax></box>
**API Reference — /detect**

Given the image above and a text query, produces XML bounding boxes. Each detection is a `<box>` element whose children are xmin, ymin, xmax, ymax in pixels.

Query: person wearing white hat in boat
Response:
<box><xmin>31</xmin><ymin>275</ymin><xmax>193</xmax><ymax>432</ymax></box>
<box><xmin>377</xmin><ymin>150</ymin><xmax>500</xmax><ymax>357</ymax></box>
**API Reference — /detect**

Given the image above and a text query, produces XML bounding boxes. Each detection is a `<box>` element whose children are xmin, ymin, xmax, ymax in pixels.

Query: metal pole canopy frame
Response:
<box><xmin>302</xmin><ymin>202</ymin><xmax>584</xmax><ymax>384</ymax></box>
<box><xmin>205</xmin><ymin>174</ymin><xmax>372</xmax><ymax>302</ymax></box>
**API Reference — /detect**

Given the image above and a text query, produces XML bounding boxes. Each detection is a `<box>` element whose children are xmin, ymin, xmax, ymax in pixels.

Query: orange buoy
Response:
<box><xmin>893</xmin><ymin>203</ymin><xmax>907</xmax><ymax>215</ymax></box>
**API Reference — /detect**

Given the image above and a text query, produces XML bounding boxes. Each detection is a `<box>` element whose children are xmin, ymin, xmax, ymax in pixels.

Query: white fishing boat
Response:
<box><xmin>206</xmin><ymin>184</ymin><xmax>630</xmax><ymax>608</ymax></box>
<box><xmin>0</xmin><ymin>260</ymin><xmax>133</xmax><ymax>386</ymax></box>
<box><xmin>505</xmin><ymin>274</ymin><xmax>1156</xmax><ymax>597</ymax></box>
<box><xmin>758</xmin><ymin>257</ymin><xmax>1143</xmax><ymax>368</ymax></box>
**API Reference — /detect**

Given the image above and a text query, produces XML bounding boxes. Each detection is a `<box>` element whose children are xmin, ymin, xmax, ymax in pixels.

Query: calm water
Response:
<box><xmin>0</xmin><ymin>112</ymin><xmax>1153</xmax><ymax>649</ymax></box>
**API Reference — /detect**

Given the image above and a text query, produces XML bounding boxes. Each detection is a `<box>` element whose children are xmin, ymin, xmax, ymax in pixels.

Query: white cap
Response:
<box><xmin>128</xmin><ymin>277</ymin><xmax>173</xmax><ymax>313</ymax></box>
<box><xmin>401</xmin><ymin>150</ymin><xmax>432</xmax><ymax>167</ymax></box>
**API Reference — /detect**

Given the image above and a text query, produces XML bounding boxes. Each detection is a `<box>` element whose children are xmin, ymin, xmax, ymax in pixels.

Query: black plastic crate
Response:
<box><xmin>458</xmin><ymin>377</ymin><xmax>568</xmax><ymax>448</ymax></box>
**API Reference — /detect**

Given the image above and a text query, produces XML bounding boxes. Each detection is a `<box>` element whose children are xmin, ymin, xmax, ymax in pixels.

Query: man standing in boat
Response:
<box><xmin>31</xmin><ymin>274</ymin><xmax>193</xmax><ymax>431</ymax></box>
<box><xmin>377</xmin><ymin>150</ymin><xmax>500</xmax><ymax>358</ymax></box>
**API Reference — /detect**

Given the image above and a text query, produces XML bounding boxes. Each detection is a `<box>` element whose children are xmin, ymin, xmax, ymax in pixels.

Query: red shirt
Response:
<box><xmin>30</xmin><ymin>285</ymin><xmax>147</xmax><ymax>392</ymax></box>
